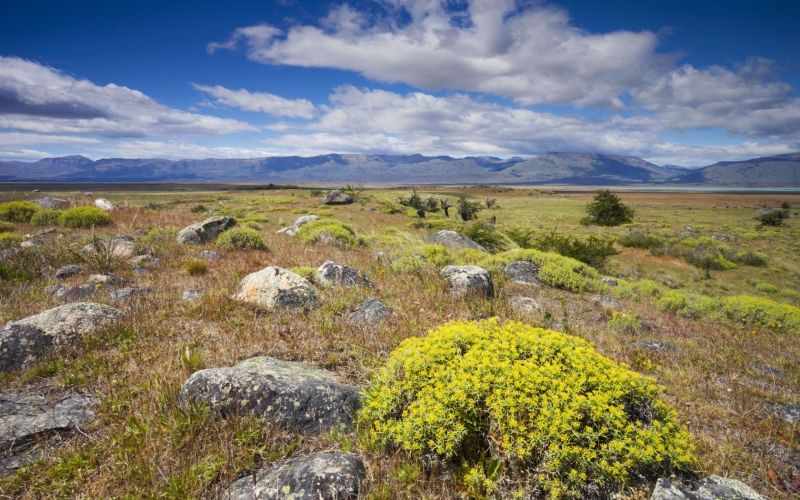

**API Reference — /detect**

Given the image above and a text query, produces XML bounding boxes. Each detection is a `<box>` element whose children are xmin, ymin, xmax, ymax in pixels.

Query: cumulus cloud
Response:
<box><xmin>192</xmin><ymin>84</ymin><xmax>315</xmax><ymax>118</ymax></box>
<box><xmin>0</xmin><ymin>56</ymin><xmax>257</xmax><ymax>137</ymax></box>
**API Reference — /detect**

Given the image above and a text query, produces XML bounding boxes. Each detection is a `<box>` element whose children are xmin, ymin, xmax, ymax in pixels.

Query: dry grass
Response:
<box><xmin>0</xmin><ymin>187</ymin><xmax>797</xmax><ymax>498</ymax></box>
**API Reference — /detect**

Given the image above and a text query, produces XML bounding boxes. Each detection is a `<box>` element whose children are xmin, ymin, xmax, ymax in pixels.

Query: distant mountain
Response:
<box><xmin>1</xmin><ymin>151</ymin><xmax>798</xmax><ymax>185</ymax></box>
<box><xmin>675</xmin><ymin>153</ymin><xmax>800</xmax><ymax>185</ymax></box>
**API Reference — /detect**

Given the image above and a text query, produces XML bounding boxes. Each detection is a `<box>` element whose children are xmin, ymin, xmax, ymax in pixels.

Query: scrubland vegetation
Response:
<box><xmin>0</xmin><ymin>187</ymin><xmax>798</xmax><ymax>498</ymax></box>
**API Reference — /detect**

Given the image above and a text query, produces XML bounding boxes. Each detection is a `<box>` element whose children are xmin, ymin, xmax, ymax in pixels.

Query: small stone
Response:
<box><xmin>53</xmin><ymin>284</ymin><xmax>97</xmax><ymax>302</ymax></box>
<box><xmin>650</xmin><ymin>475</ymin><xmax>764</xmax><ymax>499</ymax></box>
<box><xmin>182</xmin><ymin>289</ymin><xmax>203</xmax><ymax>302</ymax></box>
<box><xmin>321</xmin><ymin>190</ymin><xmax>354</xmax><ymax>205</ymax></box>
<box><xmin>32</xmin><ymin>197</ymin><xmax>69</xmax><ymax>209</ymax></box>
<box><xmin>55</xmin><ymin>265</ymin><xmax>82</xmax><ymax>279</ymax></box>
<box><xmin>316</xmin><ymin>261</ymin><xmax>373</xmax><ymax>288</ymax></box>
<box><xmin>508</xmin><ymin>295</ymin><xmax>540</xmax><ymax>314</ymax></box>
<box><xmin>602</xmin><ymin>277</ymin><xmax>619</xmax><ymax>286</ymax></box>
<box><xmin>767</xmin><ymin>403</ymin><xmax>800</xmax><ymax>424</ymax></box>
<box><xmin>129</xmin><ymin>255</ymin><xmax>159</xmax><ymax>269</ymax></box>
<box><xmin>425</xmin><ymin>230</ymin><xmax>487</xmax><ymax>252</ymax></box>
<box><xmin>199</xmin><ymin>250</ymin><xmax>222</xmax><ymax>261</ymax></box>
<box><xmin>176</xmin><ymin>216</ymin><xmax>236</xmax><ymax>244</ymax></box>
<box><xmin>749</xmin><ymin>364</ymin><xmax>784</xmax><ymax>378</ymax></box>
<box><xmin>630</xmin><ymin>340</ymin><xmax>673</xmax><ymax>352</ymax></box>
<box><xmin>87</xmin><ymin>273</ymin><xmax>123</xmax><ymax>285</ymax></box>
<box><xmin>440</xmin><ymin>265</ymin><xmax>494</xmax><ymax>298</ymax></box>
<box><xmin>110</xmin><ymin>286</ymin><xmax>152</xmax><ymax>302</ymax></box>
<box><xmin>223</xmin><ymin>452</ymin><xmax>365</xmax><ymax>500</ymax></box>
<box><xmin>94</xmin><ymin>198</ymin><xmax>115</xmax><ymax>211</ymax></box>
<box><xmin>347</xmin><ymin>298</ymin><xmax>391</xmax><ymax>328</ymax></box>
<box><xmin>82</xmin><ymin>236</ymin><xmax>135</xmax><ymax>259</ymax></box>
<box><xmin>504</xmin><ymin>260</ymin><xmax>540</xmax><ymax>285</ymax></box>
<box><xmin>277</xmin><ymin>215</ymin><xmax>319</xmax><ymax>235</ymax></box>
<box><xmin>20</xmin><ymin>238</ymin><xmax>43</xmax><ymax>248</ymax></box>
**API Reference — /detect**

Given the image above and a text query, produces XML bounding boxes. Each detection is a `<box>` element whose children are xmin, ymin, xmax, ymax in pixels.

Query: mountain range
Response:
<box><xmin>0</xmin><ymin>152</ymin><xmax>798</xmax><ymax>186</ymax></box>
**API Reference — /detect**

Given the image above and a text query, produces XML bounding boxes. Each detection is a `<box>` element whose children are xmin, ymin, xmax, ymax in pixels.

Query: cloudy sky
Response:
<box><xmin>1</xmin><ymin>0</ymin><xmax>798</xmax><ymax>166</ymax></box>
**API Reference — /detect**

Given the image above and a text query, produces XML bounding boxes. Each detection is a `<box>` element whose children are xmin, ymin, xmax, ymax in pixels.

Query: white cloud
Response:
<box><xmin>192</xmin><ymin>84</ymin><xmax>315</xmax><ymax>118</ymax></box>
<box><xmin>0</xmin><ymin>56</ymin><xmax>257</xmax><ymax>137</ymax></box>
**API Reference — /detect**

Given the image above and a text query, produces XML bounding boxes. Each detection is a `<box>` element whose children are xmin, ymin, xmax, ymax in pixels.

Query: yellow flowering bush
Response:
<box><xmin>359</xmin><ymin>319</ymin><xmax>695</xmax><ymax>498</ymax></box>
<box><xmin>473</xmin><ymin>249</ymin><xmax>602</xmax><ymax>292</ymax></box>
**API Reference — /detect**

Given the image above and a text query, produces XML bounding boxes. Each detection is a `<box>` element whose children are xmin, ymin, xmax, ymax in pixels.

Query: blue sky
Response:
<box><xmin>1</xmin><ymin>0</ymin><xmax>798</xmax><ymax>166</ymax></box>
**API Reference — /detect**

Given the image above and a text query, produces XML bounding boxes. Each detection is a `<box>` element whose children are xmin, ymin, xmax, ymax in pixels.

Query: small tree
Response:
<box><xmin>440</xmin><ymin>198</ymin><xmax>452</xmax><ymax>217</ymax></box>
<box><xmin>457</xmin><ymin>195</ymin><xmax>482</xmax><ymax>221</ymax></box>
<box><xmin>425</xmin><ymin>196</ymin><xmax>439</xmax><ymax>213</ymax></box>
<box><xmin>485</xmin><ymin>197</ymin><xmax>497</xmax><ymax>209</ymax></box>
<box><xmin>582</xmin><ymin>190</ymin><xmax>634</xmax><ymax>226</ymax></box>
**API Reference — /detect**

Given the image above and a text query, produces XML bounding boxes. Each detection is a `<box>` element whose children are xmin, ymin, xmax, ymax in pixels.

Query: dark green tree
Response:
<box><xmin>582</xmin><ymin>190</ymin><xmax>634</xmax><ymax>226</ymax></box>
<box><xmin>457</xmin><ymin>195</ymin><xmax>482</xmax><ymax>221</ymax></box>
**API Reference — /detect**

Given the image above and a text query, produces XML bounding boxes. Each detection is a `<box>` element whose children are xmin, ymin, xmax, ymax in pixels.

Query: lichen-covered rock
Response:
<box><xmin>87</xmin><ymin>273</ymin><xmax>124</xmax><ymax>285</ymax></box>
<box><xmin>602</xmin><ymin>277</ymin><xmax>619</xmax><ymax>287</ymax></box>
<box><xmin>82</xmin><ymin>236</ymin><xmax>135</xmax><ymax>259</ymax></box>
<box><xmin>94</xmin><ymin>198</ymin><xmax>115</xmax><ymax>211</ymax></box>
<box><xmin>277</xmin><ymin>215</ymin><xmax>319</xmax><ymax>235</ymax></box>
<box><xmin>0</xmin><ymin>303</ymin><xmax>120</xmax><ymax>372</ymax></box>
<box><xmin>110</xmin><ymin>286</ymin><xmax>152</xmax><ymax>302</ymax></box>
<box><xmin>179</xmin><ymin>357</ymin><xmax>360</xmax><ymax>434</ymax></box>
<box><xmin>630</xmin><ymin>340</ymin><xmax>673</xmax><ymax>352</ymax></box>
<box><xmin>223</xmin><ymin>452</ymin><xmax>364</xmax><ymax>500</ymax></box>
<box><xmin>234</xmin><ymin>266</ymin><xmax>320</xmax><ymax>311</ymax></box>
<box><xmin>650</xmin><ymin>475</ymin><xmax>764</xmax><ymax>499</ymax></box>
<box><xmin>508</xmin><ymin>295</ymin><xmax>540</xmax><ymax>314</ymax></box>
<box><xmin>440</xmin><ymin>265</ymin><xmax>494</xmax><ymax>298</ymax></box>
<box><xmin>321</xmin><ymin>190</ymin><xmax>353</xmax><ymax>205</ymax></box>
<box><xmin>199</xmin><ymin>249</ymin><xmax>222</xmax><ymax>260</ymax></box>
<box><xmin>315</xmin><ymin>261</ymin><xmax>373</xmax><ymax>288</ymax></box>
<box><xmin>54</xmin><ymin>264</ymin><xmax>82</xmax><ymax>279</ymax></box>
<box><xmin>425</xmin><ymin>230</ymin><xmax>487</xmax><ymax>252</ymax></box>
<box><xmin>182</xmin><ymin>289</ymin><xmax>203</xmax><ymax>301</ymax></box>
<box><xmin>767</xmin><ymin>402</ymin><xmax>799</xmax><ymax>424</ymax></box>
<box><xmin>504</xmin><ymin>260</ymin><xmax>540</xmax><ymax>285</ymax></box>
<box><xmin>176</xmin><ymin>216</ymin><xmax>236</xmax><ymax>244</ymax></box>
<box><xmin>0</xmin><ymin>393</ymin><xmax>98</xmax><ymax>451</ymax></box>
<box><xmin>53</xmin><ymin>284</ymin><xmax>97</xmax><ymax>302</ymax></box>
<box><xmin>32</xmin><ymin>197</ymin><xmax>69</xmax><ymax>209</ymax></box>
<box><xmin>129</xmin><ymin>254</ymin><xmax>160</xmax><ymax>269</ymax></box>
<box><xmin>346</xmin><ymin>298</ymin><xmax>391</xmax><ymax>328</ymax></box>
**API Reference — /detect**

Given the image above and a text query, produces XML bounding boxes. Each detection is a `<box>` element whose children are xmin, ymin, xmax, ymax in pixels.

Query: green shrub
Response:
<box><xmin>296</xmin><ymin>219</ymin><xmax>361</xmax><ymax>248</ymax></box>
<box><xmin>475</xmin><ymin>249</ymin><xmax>601</xmax><ymax>292</ymax></box>
<box><xmin>718</xmin><ymin>295</ymin><xmax>800</xmax><ymax>332</ymax></box>
<box><xmin>0</xmin><ymin>201</ymin><xmax>39</xmax><ymax>222</ymax></box>
<box><xmin>534</xmin><ymin>230</ymin><xmax>617</xmax><ymax>269</ymax></box>
<box><xmin>618</xmin><ymin>228</ymin><xmax>662</xmax><ymax>249</ymax></box>
<box><xmin>608</xmin><ymin>311</ymin><xmax>640</xmax><ymax>333</ymax></box>
<box><xmin>190</xmin><ymin>204</ymin><xmax>207</xmax><ymax>214</ymax></box>
<box><xmin>755</xmin><ymin>282</ymin><xmax>778</xmax><ymax>293</ymax></box>
<box><xmin>0</xmin><ymin>221</ymin><xmax>14</xmax><ymax>232</ymax></box>
<box><xmin>58</xmin><ymin>206</ymin><xmax>112</xmax><ymax>228</ymax></box>
<box><xmin>581</xmin><ymin>190</ymin><xmax>634</xmax><ymax>226</ymax></box>
<box><xmin>289</xmin><ymin>266</ymin><xmax>316</xmax><ymax>280</ymax></box>
<box><xmin>216</xmin><ymin>227</ymin><xmax>266</xmax><ymax>251</ymax></box>
<box><xmin>459</xmin><ymin>220</ymin><xmax>515</xmax><ymax>253</ymax></box>
<box><xmin>734</xmin><ymin>251</ymin><xmax>768</xmax><ymax>267</ymax></box>
<box><xmin>755</xmin><ymin>208</ymin><xmax>785</xmax><ymax>226</ymax></box>
<box><xmin>0</xmin><ymin>232</ymin><xmax>23</xmax><ymax>249</ymax></box>
<box><xmin>185</xmin><ymin>260</ymin><xmax>208</xmax><ymax>276</ymax></box>
<box><xmin>390</xmin><ymin>244</ymin><xmax>453</xmax><ymax>273</ymax></box>
<box><xmin>359</xmin><ymin>319</ymin><xmax>695</xmax><ymax>498</ymax></box>
<box><xmin>30</xmin><ymin>208</ymin><xmax>62</xmax><ymax>227</ymax></box>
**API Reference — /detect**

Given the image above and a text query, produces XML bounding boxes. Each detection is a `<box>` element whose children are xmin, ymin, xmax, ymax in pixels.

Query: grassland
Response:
<box><xmin>0</xmin><ymin>186</ymin><xmax>798</xmax><ymax>498</ymax></box>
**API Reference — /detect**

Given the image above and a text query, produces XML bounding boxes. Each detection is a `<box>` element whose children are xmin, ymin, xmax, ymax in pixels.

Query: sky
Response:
<box><xmin>1</xmin><ymin>0</ymin><xmax>799</xmax><ymax>167</ymax></box>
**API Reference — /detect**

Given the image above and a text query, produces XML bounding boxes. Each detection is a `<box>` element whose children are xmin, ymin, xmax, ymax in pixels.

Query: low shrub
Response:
<box><xmin>289</xmin><ymin>266</ymin><xmax>316</xmax><ymax>280</ymax></box>
<box><xmin>390</xmin><ymin>244</ymin><xmax>453</xmax><ymax>273</ymax></box>
<box><xmin>185</xmin><ymin>260</ymin><xmax>208</xmax><ymax>276</ymax></box>
<box><xmin>0</xmin><ymin>232</ymin><xmax>23</xmax><ymax>249</ymax></box>
<box><xmin>533</xmin><ymin>230</ymin><xmax>617</xmax><ymax>269</ymax></box>
<box><xmin>0</xmin><ymin>221</ymin><xmax>14</xmax><ymax>232</ymax></box>
<box><xmin>608</xmin><ymin>311</ymin><xmax>640</xmax><ymax>333</ymax></box>
<box><xmin>719</xmin><ymin>295</ymin><xmax>800</xmax><ymax>332</ymax></box>
<box><xmin>190</xmin><ymin>204</ymin><xmax>207</xmax><ymax>214</ymax></box>
<box><xmin>755</xmin><ymin>208</ymin><xmax>785</xmax><ymax>226</ymax></box>
<box><xmin>296</xmin><ymin>219</ymin><xmax>361</xmax><ymax>248</ymax></box>
<box><xmin>459</xmin><ymin>220</ymin><xmax>515</xmax><ymax>253</ymax></box>
<box><xmin>475</xmin><ymin>248</ymin><xmax>601</xmax><ymax>292</ymax></box>
<box><xmin>359</xmin><ymin>319</ymin><xmax>695</xmax><ymax>498</ymax></box>
<box><xmin>618</xmin><ymin>228</ymin><xmax>662</xmax><ymax>249</ymax></box>
<box><xmin>735</xmin><ymin>251</ymin><xmax>768</xmax><ymax>267</ymax></box>
<box><xmin>216</xmin><ymin>227</ymin><xmax>266</xmax><ymax>251</ymax></box>
<box><xmin>30</xmin><ymin>208</ymin><xmax>62</xmax><ymax>227</ymax></box>
<box><xmin>0</xmin><ymin>201</ymin><xmax>39</xmax><ymax>222</ymax></box>
<box><xmin>58</xmin><ymin>206</ymin><xmax>112</xmax><ymax>228</ymax></box>
<box><xmin>755</xmin><ymin>282</ymin><xmax>778</xmax><ymax>293</ymax></box>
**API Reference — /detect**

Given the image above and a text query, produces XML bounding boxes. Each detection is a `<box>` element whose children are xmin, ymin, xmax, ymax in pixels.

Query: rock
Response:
<box><xmin>176</xmin><ymin>216</ymin><xmax>236</xmax><ymax>244</ymax></box>
<box><xmin>767</xmin><ymin>403</ymin><xmax>800</xmax><ymax>424</ymax></box>
<box><xmin>602</xmin><ymin>277</ymin><xmax>619</xmax><ymax>286</ymax></box>
<box><xmin>199</xmin><ymin>250</ymin><xmax>222</xmax><ymax>261</ymax></box>
<box><xmin>82</xmin><ymin>236</ymin><xmax>135</xmax><ymax>259</ymax></box>
<box><xmin>55</xmin><ymin>265</ymin><xmax>82</xmax><ymax>279</ymax></box>
<box><xmin>440</xmin><ymin>265</ymin><xmax>494</xmax><ymax>298</ymax></box>
<box><xmin>0</xmin><ymin>303</ymin><xmax>120</xmax><ymax>372</ymax></box>
<box><xmin>321</xmin><ymin>190</ymin><xmax>353</xmax><ymax>205</ymax></box>
<box><xmin>508</xmin><ymin>295</ymin><xmax>540</xmax><ymax>314</ymax></box>
<box><xmin>129</xmin><ymin>255</ymin><xmax>159</xmax><ymax>269</ymax></box>
<box><xmin>32</xmin><ymin>197</ymin><xmax>69</xmax><ymax>209</ymax></box>
<box><xmin>504</xmin><ymin>260</ymin><xmax>540</xmax><ymax>285</ymax></box>
<box><xmin>223</xmin><ymin>452</ymin><xmax>364</xmax><ymax>500</ymax></box>
<box><xmin>87</xmin><ymin>273</ymin><xmax>123</xmax><ymax>285</ymax></box>
<box><xmin>20</xmin><ymin>238</ymin><xmax>42</xmax><ymax>248</ymax></box>
<box><xmin>94</xmin><ymin>198</ymin><xmax>115</xmax><ymax>211</ymax></box>
<box><xmin>234</xmin><ymin>266</ymin><xmax>320</xmax><ymax>311</ymax></box>
<box><xmin>650</xmin><ymin>475</ymin><xmax>764</xmax><ymax>499</ymax></box>
<box><xmin>53</xmin><ymin>284</ymin><xmax>97</xmax><ymax>302</ymax></box>
<box><xmin>425</xmin><ymin>230</ymin><xmax>487</xmax><ymax>252</ymax></box>
<box><xmin>1</xmin><ymin>447</ymin><xmax>42</xmax><ymax>476</ymax></box>
<box><xmin>182</xmin><ymin>289</ymin><xmax>203</xmax><ymax>302</ymax></box>
<box><xmin>630</xmin><ymin>340</ymin><xmax>673</xmax><ymax>352</ymax></box>
<box><xmin>592</xmin><ymin>295</ymin><xmax>621</xmax><ymax>309</ymax></box>
<box><xmin>0</xmin><ymin>393</ymin><xmax>98</xmax><ymax>451</ymax></box>
<box><xmin>110</xmin><ymin>286</ymin><xmax>152</xmax><ymax>302</ymax></box>
<box><xmin>277</xmin><ymin>215</ymin><xmax>319</xmax><ymax>235</ymax></box>
<box><xmin>179</xmin><ymin>356</ymin><xmax>360</xmax><ymax>433</ymax></box>
<box><xmin>750</xmin><ymin>364</ymin><xmax>784</xmax><ymax>378</ymax></box>
<box><xmin>315</xmin><ymin>261</ymin><xmax>373</xmax><ymax>288</ymax></box>
<box><xmin>346</xmin><ymin>298</ymin><xmax>391</xmax><ymax>328</ymax></box>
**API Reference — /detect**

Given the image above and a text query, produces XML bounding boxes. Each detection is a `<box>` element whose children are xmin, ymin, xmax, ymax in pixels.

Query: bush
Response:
<box><xmin>296</xmin><ymin>219</ymin><xmax>361</xmax><ymax>248</ymax></box>
<box><xmin>58</xmin><ymin>206</ymin><xmax>112</xmax><ymax>228</ymax></box>
<box><xmin>459</xmin><ymin>220</ymin><xmax>515</xmax><ymax>253</ymax></box>
<box><xmin>185</xmin><ymin>260</ymin><xmax>208</xmax><ymax>276</ymax></box>
<box><xmin>475</xmin><ymin>248</ymin><xmax>601</xmax><ymax>293</ymax></box>
<box><xmin>457</xmin><ymin>195</ymin><xmax>482</xmax><ymax>221</ymax></box>
<box><xmin>216</xmin><ymin>227</ymin><xmax>266</xmax><ymax>251</ymax></box>
<box><xmin>534</xmin><ymin>230</ymin><xmax>617</xmax><ymax>269</ymax></box>
<box><xmin>0</xmin><ymin>232</ymin><xmax>23</xmax><ymax>249</ymax></box>
<box><xmin>734</xmin><ymin>250</ymin><xmax>768</xmax><ymax>267</ymax></box>
<box><xmin>755</xmin><ymin>282</ymin><xmax>778</xmax><ymax>293</ymax></box>
<box><xmin>608</xmin><ymin>311</ymin><xmax>640</xmax><ymax>333</ymax></box>
<box><xmin>0</xmin><ymin>201</ymin><xmax>39</xmax><ymax>222</ymax></box>
<box><xmin>390</xmin><ymin>244</ymin><xmax>453</xmax><ymax>273</ymax></box>
<box><xmin>582</xmin><ymin>190</ymin><xmax>634</xmax><ymax>226</ymax></box>
<box><xmin>190</xmin><ymin>204</ymin><xmax>207</xmax><ymax>214</ymax></box>
<box><xmin>0</xmin><ymin>221</ymin><xmax>15</xmax><ymax>232</ymax></box>
<box><xmin>30</xmin><ymin>208</ymin><xmax>62</xmax><ymax>227</ymax></box>
<box><xmin>755</xmin><ymin>208</ymin><xmax>785</xmax><ymax>226</ymax></box>
<box><xmin>618</xmin><ymin>228</ymin><xmax>662</xmax><ymax>249</ymax></box>
<box><xmin>359</xmin><ymin>319</ymin><xmax>695</xmax><ymax>498</ymax></box>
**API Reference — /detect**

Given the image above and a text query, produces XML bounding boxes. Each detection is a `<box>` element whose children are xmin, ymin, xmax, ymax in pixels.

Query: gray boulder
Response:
<box><xmin>87</xmin><ymin>273</ymin><xmax>124</xmax><ymax>285</ymax></box>
<box><xmin>767</xmin><ymin>402</ymin><xmax>799</xmax><ymax>424</ymax></box>
<box><xmin>504</xmin><ymin>260</ymin><xmax>540</xmax><ymax>285</ymax></box>
<box><xmin>602</xmin><ymin>277</ymin><xmax>619</xmax><ymax>287</ymax></box>
<box><xmin>199</xmin><ymin>249</ymin><xmax>222</xmax><ymax>260</ymax></box>
<box><xmin>277</xmin><ymin>215</ymin><xmax>319</xmax><ymax>235</ymax></box>
<box><xmin>179</xmin><ymin>357</ymin><xmax>360</xmax><ymax>434</ymax></box>
<box><xmin>630</xmin><ymin>340</ymin><xmax>673</xmax><ymax>352</ymax></box>
<box><xmin>55</xmin><ymin>264</ymin><xmax>82</xmax><ymax>279</ymax></box>
<box><xmin>82</xmin><ymin>236</ymin><xmax>136</xmax><ymax>259</ymax></box>
<box><xmin>425</xmin><ymin>230</ymin><xmax>486</xmax><ymax>252</ymax></box>
<box><xmin>182</xmin><ymin>289</ymin><xmax>203</xmax><ymax>302</ymax></box>
<box><xmin>0</xmin><ymin>303</ymin><xmax>120</xmax><ymax>372</ymax></box>
<box><xmin>53</xmin><ymin>284</ymin><xmax>97</xmax><ymax>302</ymax></box>
<box><xmin>441</xmin><ymin>265</ymin><xmax>494</xmax><ymax>298</ymax></box>
<box><xmin>234</xmin><ymin>267</ymin><xmax>320</xmax><ymax>311</ymax></box>
<box><xmin>346</xmin><ymin>298</ymin><xmax>391</xmax><ymax>328</ymax></box>
<box><xmin>176</xmin><ymin>216</ymin><xmax>236</xmax><ymax>244</ymax></box>
<box><xmin>0</xmin><ymin>393</ymin><xmax>97</xmax><ymax>451</ymax></box>
<box><xmin>32</xmin><ymin>197</ymin><xmax>69</xmax><ymax>209</ymax></box>
<box><xmin>223</xmin><ymin>452</ymin><xmax>364</xmax><ymax>500</ymax></box>
<box><xmin>650</xmin><ymin>475</ymin><xmax>764</xmax><ymax>499</ymax></box>
<box><xmin>508</xmin><ymin>295</ymin><xmax>540</xmax><ymax>314</ymax></box>
<box><xmin>94</xmin><ymin>198</ymin><xmax>115</xmax><ymax>211</ymax></box>
<box><xmin>315</xmin><ymin>261</ymin><xmax>373</xmax><ymax>288</ymax></box>
<box><xmin>321</xmin><ymin>190</ymin><xmax>353</xmax><ymax>205</ymax></box>
<box><xmin>110</xmin><ymin>286</ymin><xmax>152</xmax><ymax>302</ymax></box>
